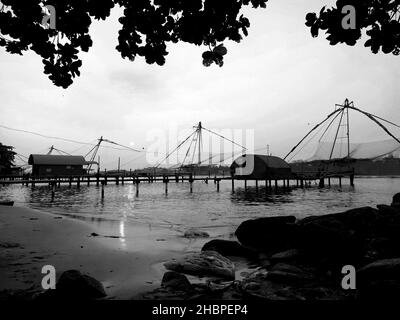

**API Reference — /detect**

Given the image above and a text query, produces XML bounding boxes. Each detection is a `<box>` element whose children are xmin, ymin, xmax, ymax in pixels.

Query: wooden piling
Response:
<box><xmin>101</xmin><ymin>181</ymin><xmax>105</xmax><ymax>199</ymax></box>
<box><xmin>231</xmin><ymin>178</ymin><xmax>235</xmax><ymax>193</ymax></box>
<box><xmin>164</xmin><ymin>176</ymin><xmax>169</xmax><ymax>194</ymax></box>
<box><xmin>255</xmin><ymin>180</ymin><xmax>258</xmax><ymax>192</ymax></box>
<box><xmin>350</xmin><ymin>174</ymin><xmax>354</xmax><ymax>187</ymax></box>
<box><xmin>51</xmin><ymin>183</ymin><xmax>55</xmax><ymax>200</ymax></box>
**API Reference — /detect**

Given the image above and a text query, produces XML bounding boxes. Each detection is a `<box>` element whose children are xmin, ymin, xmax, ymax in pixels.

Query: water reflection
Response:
<box><xmin>231</xmin><ymin>186</ymin><xmax>294</xmax><ymax>205</ymax></box>
<box><xmin>0</xmin><ymin>177</ymin><xmax>398</xmax><ymax>229</ymax></box>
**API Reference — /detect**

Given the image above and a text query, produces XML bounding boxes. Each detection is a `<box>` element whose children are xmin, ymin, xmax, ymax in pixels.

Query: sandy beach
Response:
<box><xmin>0</xmin><ymin>205</ymin><xmax>210</xmax><ymax>299</ymax></box>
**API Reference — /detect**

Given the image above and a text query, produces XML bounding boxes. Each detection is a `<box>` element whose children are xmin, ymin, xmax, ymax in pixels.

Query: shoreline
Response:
<box><xmin>0</xmin><ymin>205</ymin><xmax>211</xmax><ymax>299</ymax></box>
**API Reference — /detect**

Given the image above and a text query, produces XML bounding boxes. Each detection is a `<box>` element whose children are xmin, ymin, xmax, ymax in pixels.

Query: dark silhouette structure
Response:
<box><xmin>230</xmin><ymin>154</ymin><xmax>292</xmax><ymax>180</ymax></box>
<box><xmin>28</xmin><ymin>154</ymin><xmax>89</xmax><ymax>177</ymax></box>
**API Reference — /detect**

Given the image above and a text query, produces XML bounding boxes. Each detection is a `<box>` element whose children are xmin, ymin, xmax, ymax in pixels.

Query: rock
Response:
<box><xmin>56</xmin><ymin>270</ymin><xmax>106</xmax><ymax>299</ymax></box>
<box><xmin>258</xmin><ymin>253</ymin><xmax>271</xmax><ymax>268</ymax></box>
<box><xmin>183</xmin><ymin>229</ymin><xmax>210</xmax><ymax>239</ymax></box>
<box><xmin>392</xmin><ymin>193</ymin><xmax>400</xmax><ymax>207</ymax></box>
<box><xmin>358</xmin><ymin>258</ymin><xmax>400</xmax><ymax>299</ymax></box>
<box><xmin>164</xmin><ymin>251</ymin><xmax>235</xmax><ymax>279</ymax></box>
<box><xmin>271</xmin><ymin>249</ymin><xmax>300</xmax><ymax>263</ymax></box>
<box><xmin>201</xmin><ymin>240</ymin><xmax>257</xmax><ymax>259</ymax></box>
<box><xmin>358</xmin><ymin>258</ymin><xmax>400</xmax><ymax>282</ymax></box>
<box><xmin>235</xmin><ymin>216</ymin><xmax>298</xmax><ymax>253</ymax></box>
<box><xmin>161</xmin><ymin>271</ymin><xmax>192</xmax><ymax>292</ymax></box>
<box><xmin>296</xmin><ymin>210</ymin><xmax>369</xmax><ymax>267</ymax></box>
<box><xmin>300</xmin><ymin>207</ymin><xmax>379</xmax><ymax>236</ymax></box>
<box><xmin>267</xmin><ymin>263</ymin><xmax>316</xmax><ymax>284</ymax></box>
<box><xmin>240</xmin><ymin>268</ymin><xmax>352</xmax><ymax>300</ymax></box>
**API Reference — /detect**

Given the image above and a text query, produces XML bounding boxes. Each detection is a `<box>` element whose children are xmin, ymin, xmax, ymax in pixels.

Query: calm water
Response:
<box><xmin>1</xmin><ymin>177</ymin><xmax>399</xmax><ymax>232</ymax></box>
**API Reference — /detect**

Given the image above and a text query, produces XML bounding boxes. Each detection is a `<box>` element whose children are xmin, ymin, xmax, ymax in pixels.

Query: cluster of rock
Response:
<box><xmin>141</xmin><ymin>193</ymin><xmax>400</xmax><ymax>300</ymax></box>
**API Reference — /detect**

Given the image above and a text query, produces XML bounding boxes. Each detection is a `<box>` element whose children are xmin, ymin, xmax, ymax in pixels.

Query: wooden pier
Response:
<box><xmin>0</xmin><ymin>168</ymin><xmax>356</xmax><ymax>198</ymax></box>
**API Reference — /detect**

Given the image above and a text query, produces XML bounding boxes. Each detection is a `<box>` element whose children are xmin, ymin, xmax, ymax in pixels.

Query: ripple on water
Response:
<box><xmin>0</xmin><ymin>177</ymin><xmax>399</xmax><ymax>230</ymax></box>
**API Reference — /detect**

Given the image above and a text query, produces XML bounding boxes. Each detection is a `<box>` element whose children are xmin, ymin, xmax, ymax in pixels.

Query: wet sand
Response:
<box><xmin>0</xmin><ymin>205</ymin><xmax>211</xmax><ymax>299</ymax></box>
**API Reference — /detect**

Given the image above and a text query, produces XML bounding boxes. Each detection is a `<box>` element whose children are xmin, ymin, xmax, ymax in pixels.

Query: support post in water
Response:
<box><xmin>135</xmin><ymin>180</ymin><xmax>139</xmax><ymax>197</ymax></box>
<box><xmin>244</xmin><ymin>180</ymin><xmax>247</xmax><ymax>192</ymax></box>
<box><xmin>189</xmin><ymin>175</ymin><xmax>194</xmax><ymax>193</ymax></box>
<box><xmin>231</xmin><ymin>178</ymin><xmax>235</xmax><ymax>194</ymax></box>
<box><xmin>164</xmin><ymin>176</ymin><xmax>169</xmax><ymax>195</ymax></box>
<box><xmin>255</xmin><ymin>180</ymin><xmax>258</xmax><ymax>192</ymax></box>
<box><xmin>77</xmin><ymin>177</ymin><xmax>80</xmax><ymax>189</ymax></box>
<box><xmin>350</xmin><ymin>174</ymin><xmax>354</xmax><ymax>187</ymax></box>
<box><xmin>51</xmin><ymin>182</ymin><xmax>55</xmax><ymax>201</ymax></box>
<box><xmin>339</xmin><ymin>177</ymin><xmax>342</xmax><ymax>187</ymax></box>
<box><xmin>216</xmin><ymin>179</ymin><xmax>220</xmax><ymax>192</ymax></box>
<box><xmin>101</xmin><ymin>181</ymin><xmax>105</xmax><ymax>200</ymax></box>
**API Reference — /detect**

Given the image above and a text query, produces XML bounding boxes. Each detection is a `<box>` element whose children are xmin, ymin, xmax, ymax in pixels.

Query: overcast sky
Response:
<box><xmin>1</xmin><ymin>0</ymin><xmax>399</xmax><ymax>170</ymax></box>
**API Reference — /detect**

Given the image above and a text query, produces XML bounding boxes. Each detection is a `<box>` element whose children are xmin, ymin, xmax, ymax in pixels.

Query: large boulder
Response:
<box><xmin>392</xmin><ymin>193</ymin><xmax>400</xmax><ymax>207</ymax></box>
<box><xmin>299</xmin><ymin>207</ymin><xmax>379</xmax><ymax>237</ymax></box>
<box><xmin>201</xmin><ymin>239</ymin><xmax>257</xmax><ymax>259</ymax></box>
<box><xmin>358</xmin><ymin>258</ymin><xmax>400</xmax><ymax>282</ymax></box>
<box><xmin>56</xmin><ymin>270</ymin><xmax>106</xmax><ymax>299</ymax></box>
<box><xmin>37</xmin><ymin>270</ymin><xmax>106</xmax><ymax>300</ymax></box>
<box><xmin>164</xmin><ymin>251</ymin><xmax>235</xmax><ymax>279</ymax></box>
<box><xmin>235</xmin><ymin>216</ymin><xmax>298</xmax><ymax>254</ymax></box>
<box><xmin>161</xmin><ymin>271</ymin><xmax>192</xmax><ymax>292</ymax></box>
<box><xmin>358</xmin><ymin>258</ymin><xmax>400</xmax><ymax>299</ymax></box>
<box><xmin>297</xmin><ymin>215</ymin><xmax>364</xmax><ymax>272</ymax></box>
